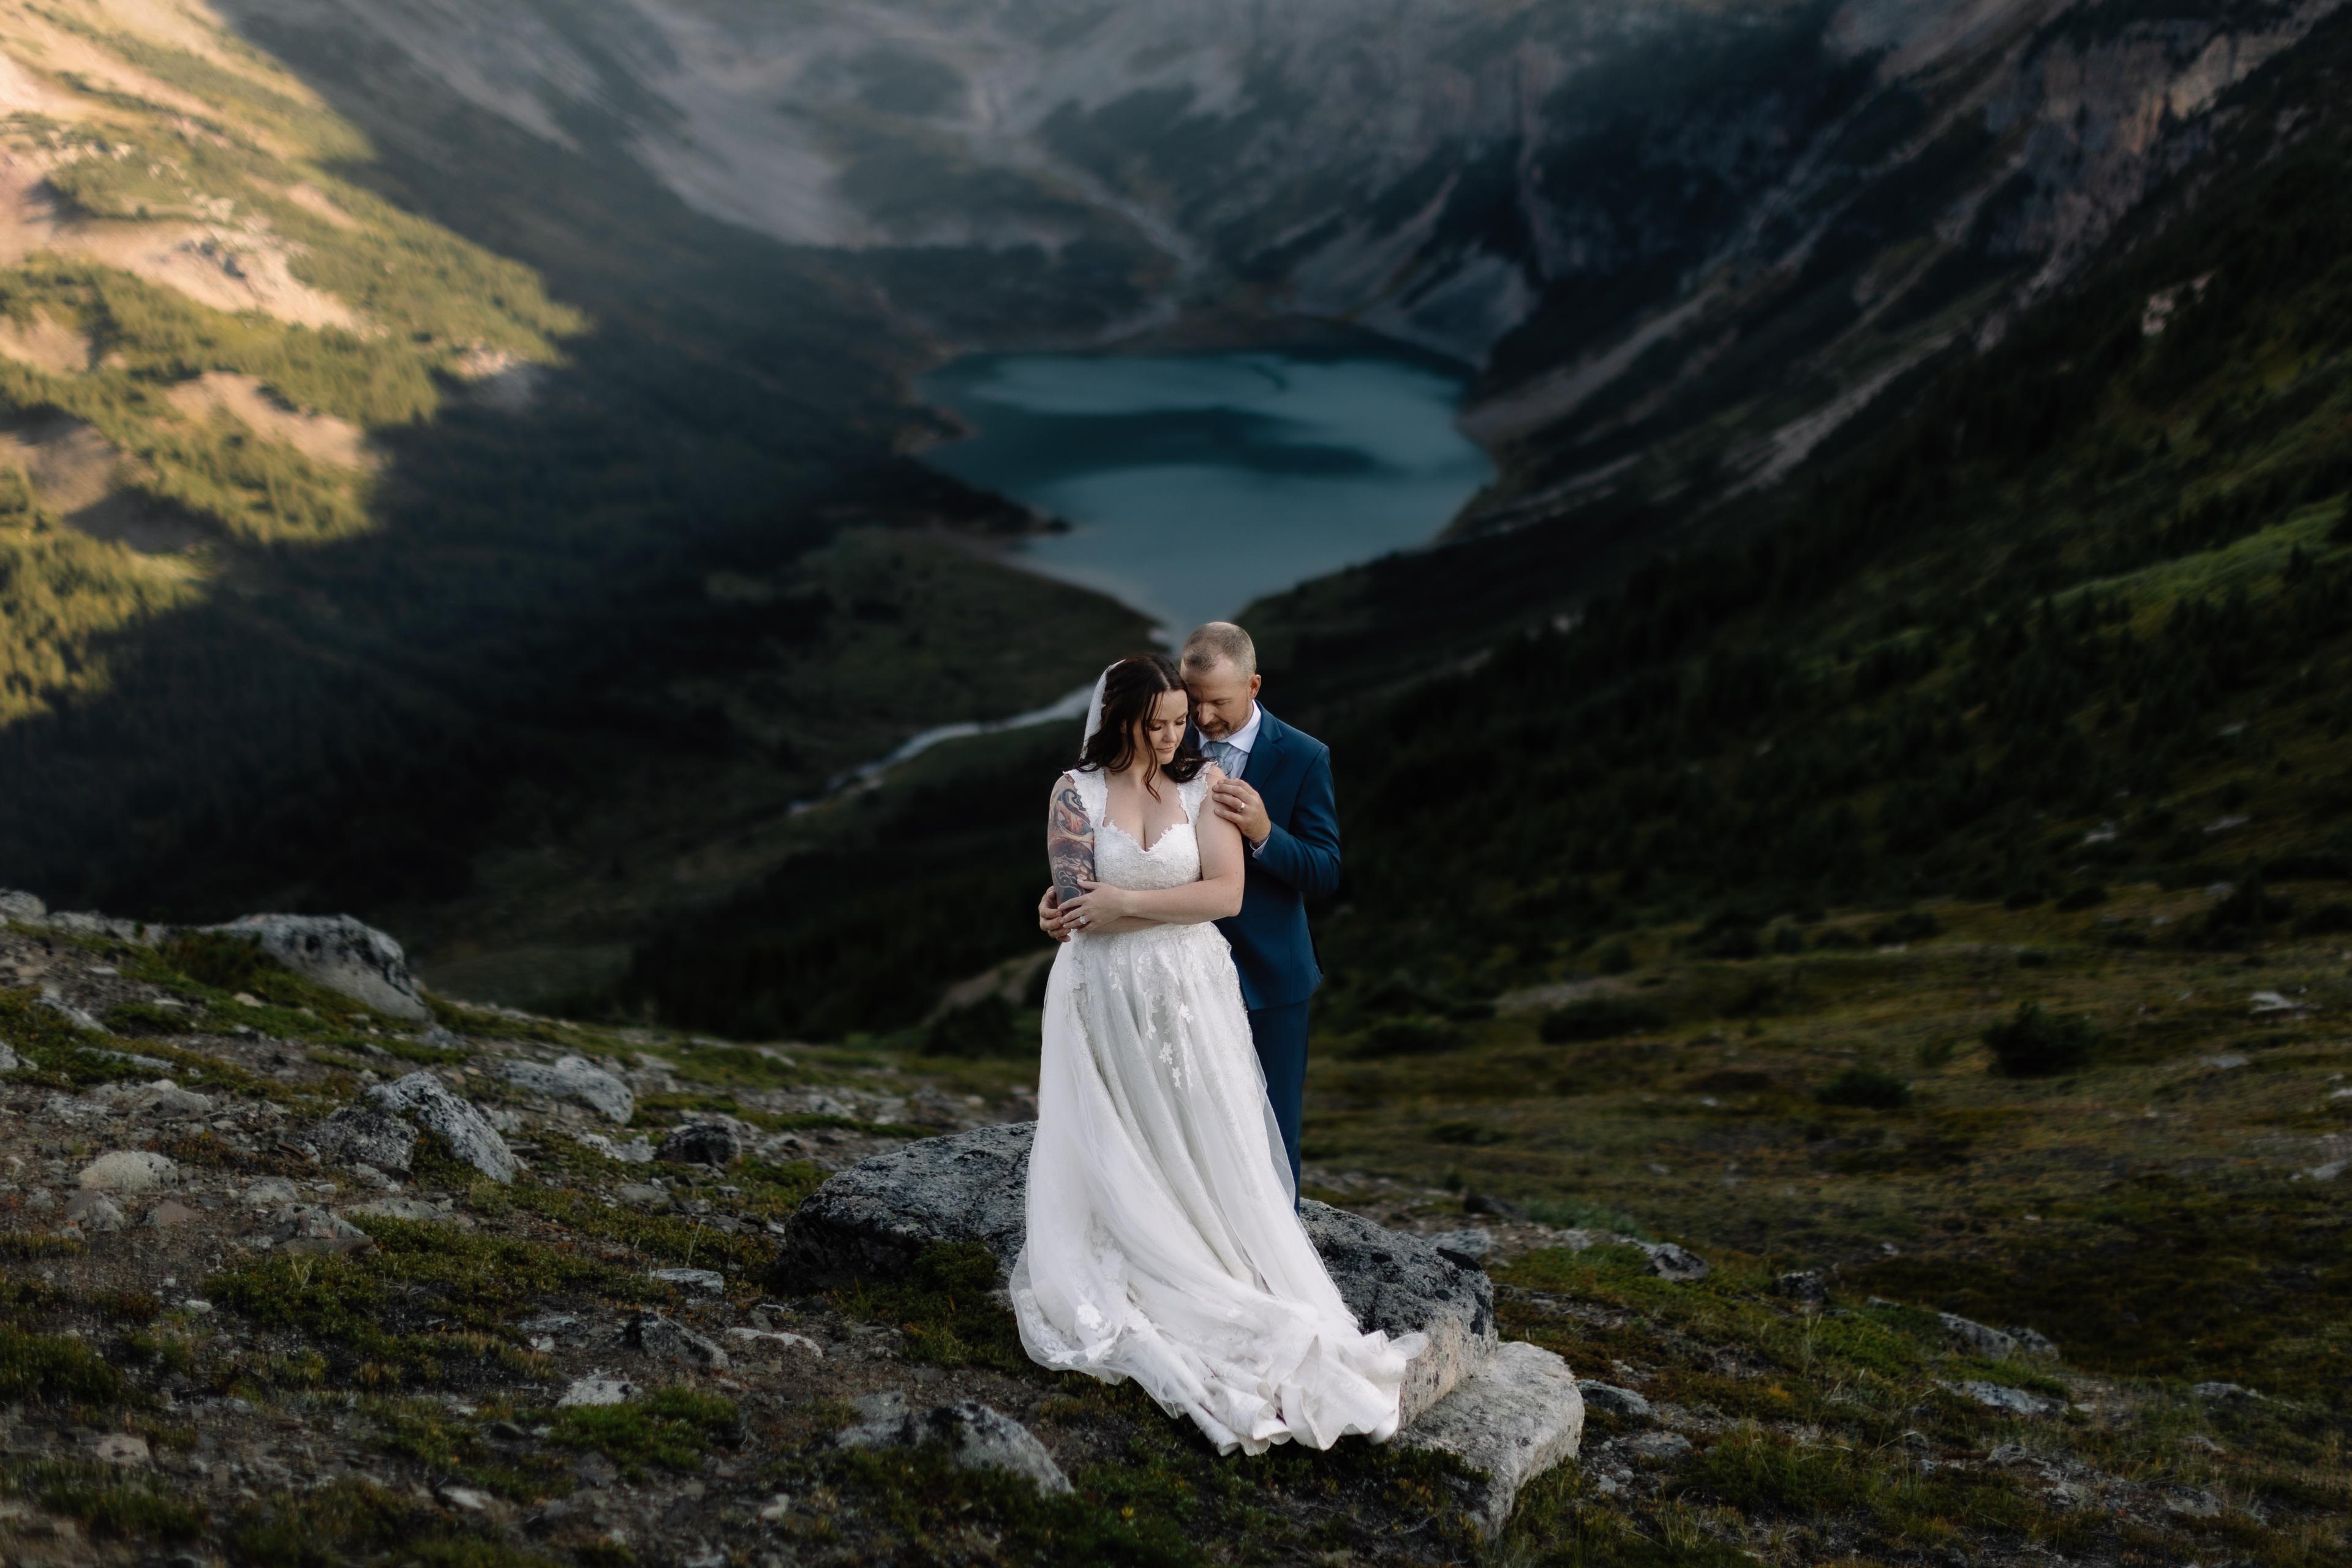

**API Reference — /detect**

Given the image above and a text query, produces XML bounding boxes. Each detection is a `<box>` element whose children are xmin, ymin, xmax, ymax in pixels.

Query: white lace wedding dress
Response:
<box><xmin>1010</xmin><ymin>766</ymin><xmax>1423</xmax><ymax>1455</ymax></box>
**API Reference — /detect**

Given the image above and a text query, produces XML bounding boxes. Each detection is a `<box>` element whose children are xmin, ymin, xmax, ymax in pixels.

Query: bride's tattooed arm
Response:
<box><xmin>1048</xmin><ymin>775</ymin><xmax>1094</xmax><ymax>907</ymax></box>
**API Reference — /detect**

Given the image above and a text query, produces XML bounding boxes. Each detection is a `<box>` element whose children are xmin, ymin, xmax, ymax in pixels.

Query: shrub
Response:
<box><xmin>2054</xmin><ymin>883</ymin><xmax>2108</xmax><ymax>911</ymax></box>
<box><xmin>1815</xmin><ymin>1067</ymin><xmax>1913</xmax><ymax>1109</ymax></box>
<box><xmin>1356</xmin><ymin>1016</ymin><xmax>1462</xmax><ymax>1057</ymax></box>
<box><xmin>1982</xmin><ymin>1003</ymin><xmax>2095</xmax><ymax>1077</ymax></box>
<box><xmin>920</xmin><ymin>994</ymin><xmax>1023</xmax><ymax>1058</ymax></box>
<box><xmin>1539</xmin><ymin>998</ymin><xmax>1667</xmax><ymax>1043</ymax></box>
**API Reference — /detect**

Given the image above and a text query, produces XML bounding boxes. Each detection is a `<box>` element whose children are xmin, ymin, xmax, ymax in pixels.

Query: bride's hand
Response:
<box><xmin>1060</xmin><ymin>878</ymin><xmax>1137</xmax><ymax>929</ymax></box>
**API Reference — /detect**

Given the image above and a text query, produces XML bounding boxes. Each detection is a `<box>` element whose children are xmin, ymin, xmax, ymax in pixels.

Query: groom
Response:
<box><xmin>1039</xmin><ymin>620</ymin><xmax>1340</xmax><ymax>1194</ymax></box>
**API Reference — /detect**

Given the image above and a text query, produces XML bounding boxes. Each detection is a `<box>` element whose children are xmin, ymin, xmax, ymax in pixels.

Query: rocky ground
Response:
<box><xmin>0</xmin><ymin>895</ymin><xmax>2343</xmax><ymax>1567</ymax></box>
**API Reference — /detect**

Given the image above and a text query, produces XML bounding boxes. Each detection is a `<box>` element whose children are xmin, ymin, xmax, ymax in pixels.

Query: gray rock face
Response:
<box><xmin>0</xmin><ymin>889</ymin><xmax>43</xmax><ymax>920</ymax></box>
<box><xmin>203</xmin><ymin>913</ymin><xmax>430</xmax><ymax>1021</ymax></box>
<box><xmin>1399</xmin><ymin>1341</ymin><xmax>1585</xmax><ymax>1537</ymax></box>
<box><xmin>500</xmin><ymin>1055</ymin><xmax>634</xmax><ymax>1124</ymax></box>
<box><xmin>258</xmin><ymin>1204</ymin><xmax>374</xmax><ymax>1255</ymax></box>
<box><xmin>657</xmin><ymin>1122</ymin><xmax>742</xmax><ymax>1166</ymax></box>
<box><xmin>1298</xmin><ymin>1200</ymin><xmax>1496</xmax><ymax>1423</ymax></box>
<box><xmin>1772</xmin><ymin>1269</ymin><xmax>1830</xmax><ymax>1305</ymax></box>
<box><xmin>311</xmin><ymin>1107</ymin><xmax>419</xmax><ymax>1175</ymax></box>
<box><xmin>835</xmin><ymin>1395</ymin><xmax>1072</xmax><ymax>1497</ymax></box>
<box><xmin>1426</xmin><ymin>1228</ymin><xmax>1493</xmax><ymax>1265</ymax></box>
<box><xmin>368</xmin><ymin>1072</ymin><xmax>519</xmax><ymax>1183</ymax></box>
<box><xmin>1945</xmin><ymin>1380</ymin><xmax>2063</xmax><ymax>1418</ymax></box>
<box><xmin>1939</xmin><ymin>1311</ymin><xmax>2019</xmax><ymax>1360</ymax></box>
<box><xmin>780</xmin><ymin>1123</ymin><xmax>1499</xmax><ymax>1423</ymax></box>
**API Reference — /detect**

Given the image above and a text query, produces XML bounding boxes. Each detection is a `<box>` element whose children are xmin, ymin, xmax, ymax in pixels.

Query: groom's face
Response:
<box><xmin>1185</xmin><ymin>658</ymin><xmax>1261</xmax><ymax>742</ymax></box>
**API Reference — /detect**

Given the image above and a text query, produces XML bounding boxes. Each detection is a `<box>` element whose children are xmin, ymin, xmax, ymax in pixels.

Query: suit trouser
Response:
<box><xmin>1248</xmin><ymin>999</ymin><xmax>1311</xmax><ymax>1202</ymax></box>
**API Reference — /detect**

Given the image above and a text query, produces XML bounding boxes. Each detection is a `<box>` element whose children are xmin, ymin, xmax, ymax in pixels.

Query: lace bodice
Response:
<box><xmin>1066</xmin><ymin>768</ymin><xmax>1210</xmax><ymax>892</ymax></box>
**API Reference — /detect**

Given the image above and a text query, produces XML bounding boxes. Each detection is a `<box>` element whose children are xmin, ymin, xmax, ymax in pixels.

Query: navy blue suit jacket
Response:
<box><xmin>1211</xmin><ymin>709</ymin><xmax>1340</xmax><ymax>1010</ymax></box>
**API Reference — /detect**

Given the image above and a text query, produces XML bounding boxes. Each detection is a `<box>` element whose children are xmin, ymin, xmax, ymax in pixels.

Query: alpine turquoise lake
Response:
<box><xmin>917</xmin><ymin>350</ymin><xmax>1494</xmax><ymax>635</ymax></box>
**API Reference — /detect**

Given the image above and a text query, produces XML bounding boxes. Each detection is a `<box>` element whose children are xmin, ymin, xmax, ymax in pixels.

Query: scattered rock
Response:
<box><xmin>345</xmin><ymin>1196</ymin><xmax>472</xmax><ymax>1228</ymax></box>
<box><xmin>500</xmin><ymin>1055</ymin><xmax>634</xmax><ymax>1123</ymax></box>
<box><xmin>1939</xmin><ymin>1312</ymin><xmax>2020</xmax><ymax>1360</ymax></box>
<box><xmin>89</xmin><ymin>1433</ymin><xmax>149</xmax><ymax>1467</ymax></box>
<box><xmin>1461</xmin><ymin>1191</ymin><xmax>1525</xmax><ymax>1220</ymax></box>
<box><xmin>1642</xmin><ymin>1242</ymin><xmax>1709</xmax><ymax>1282</ymax></box>
<box><xmin>1577</xmin><ymin>1381</ymin><xmax>1653</xmax><ymax>1419</ymax></box>
<box><xmin>652</xmin><ymin>1267</ymin><xmax>725</xmax><ymax>1295</ymax></box>
<box><xmin>2191</xmin><ymin>1381</ymin><xmax>2263</xmax><ymax>1402</ymax></box>
<box><xmin>143</xmin><ymin>1199</ymin><xmax>202</xmax><ymax>1229</ymax></box>
<box><xmin>558</xmin><ymin>1374</ymin><xmax>638</xmax><ymax>1408</ymax></box>
<box><xmin>657</xmin><ymin>1123</ymin><xmax>741</xmax><ymax>1167</ymax></box>
<box><xmin>77</xmin><ymin>1150</ymin><xmax>179</xmax><ymax>1194</ymax></box>
<box><xmin>1399</xmin><ymin>1340</ymin><xmax>1584</xmax><ymax>1537</ymax></box>
<box><xmin>1624</xmin><ymin>1430</ymin><xmax>1692</xmax><ymax>1461</ymax></box>
<box><xmin>834</xmin><ymin>1396</ymin><xmax>1072</xmax><ymax>1496</ymax></box>
<box><xmin>2007</xmin><ymin>1325</ymin><xmax>2062</xmax><ymax>1359</ymax></box>
<box><xmin>2162</xmin><ymin>1485</ymin><xmax>2223</xmax><ymax>1518</ymax></box>
<box><xmin>779</xmin><ymin>1123</ymin><xmax>1498</xmax><ymax>1425</ymax></box>
<box><xmin>118</xmin><ymin>1080</ymin><xmax>213</xmax><ymax>1121</ymax></box>
<box><xmin>368</xmin><ymin>1072</ymin><xmax>519</xmax><ymax>1183</ymax></box>
<box><xmin>725</xmin><ymin>1328</ymin><xmax>824</xmax><ymax>1357</ymax></box>
<box><xmin>1771</xmin><ymin>1269</ymin><xmax>1830</xmax><ymax>1305</ymax></box>
<box><xmin>64</xmin><ymin>1190</ymin><xmax>128</xmax><ymax>1232</ymax></box>
<box><xmin>257</xmin><ymin>1205</ymin><xmax>374</xmax><ymax>1256</ymax></box>
<box><xmin>0</xmin><ymin>1041</ymin><xmax>18</xmax><ymax>1072</ymax></box>
<box><xmin>242</xmin><ymin>1177</ymin><xmax>306</xmax><ymax>1207</ymax></box>
<box><xmin>1425</xmin><ymin>1229</ymin><xmax>1493</xmax><ymax>1266</ymax></box>
<box><xmin>202</xmin><ymin>913</ymin><xmax>430</xmax><ymax>1020</ymax></box>
<box><xmin>310</xmin><ymin>1106</ymin><xmax>418</xmax><ymax>1175</ymax></box>
<box><xmin>576</xmin><ymin>1131</ymin><xmax>655</xmax><ymax>1164</ymax></box>
<box><xmin>622</xmin><ymin>1313</ymin><xmax>729</xmax><ymax>1370</ymax></box>
<box><xmin>1945</xmin><ymin>1380</ymin><xmax>2063</xmax><ymax>1417</ymax></box>
<box><xmin>439</xmin><ymin>1486</ymin><xmax>492</xmax><ymax>1513</ymax></box>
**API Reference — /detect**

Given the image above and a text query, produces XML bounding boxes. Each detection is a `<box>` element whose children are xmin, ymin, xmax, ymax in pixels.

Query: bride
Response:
<box><xmin>1009</xmin><ymin>652</ymin><xmax>1423</xmax><ymax>1455</ymax></box>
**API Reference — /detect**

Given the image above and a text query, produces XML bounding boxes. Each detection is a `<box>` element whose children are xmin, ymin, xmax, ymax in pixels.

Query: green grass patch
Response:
<box><xmin>831</xmin><ymin>1241</ymin><xmax>1025</xmax><ymax>1371</ymax></box>
<box><xmin>547</xmin><ymin>1388</ymin><xmax>738</xmax><ymax>1480</ymax></box>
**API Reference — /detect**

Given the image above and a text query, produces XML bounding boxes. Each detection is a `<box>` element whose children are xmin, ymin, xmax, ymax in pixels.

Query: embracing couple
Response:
<box><xmin>1012</xmin><ymin>621</ymin><xmax>1424</xmax><ymax>1456</ymax></box>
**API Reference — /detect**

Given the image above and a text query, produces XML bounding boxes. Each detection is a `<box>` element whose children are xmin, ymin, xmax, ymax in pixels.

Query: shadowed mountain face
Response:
<box><xmin>2</xmin><ymin>0</ymin><xmax>2346</xmax><ymax>1014</ymax></box>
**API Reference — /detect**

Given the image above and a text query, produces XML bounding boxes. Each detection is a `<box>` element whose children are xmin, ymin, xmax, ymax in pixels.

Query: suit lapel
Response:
<box><xmin>1242</xmin><ymin>709</ymin><xmax>1285</xmax><ymax>788</ymax></box>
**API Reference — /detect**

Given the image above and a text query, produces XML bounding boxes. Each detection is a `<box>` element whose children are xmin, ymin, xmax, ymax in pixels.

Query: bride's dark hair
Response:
<box><xmin>1078</xmin><ymin>652</ymin><xmax>1205</xmax><ymax>794</ymax></box>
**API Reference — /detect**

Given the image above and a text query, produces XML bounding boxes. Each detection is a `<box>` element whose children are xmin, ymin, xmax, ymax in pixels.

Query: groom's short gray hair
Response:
<box><xmin>1181</xmin><ymin>621</ymin><xmax>1257</xmax><ymax>677</ymax></box>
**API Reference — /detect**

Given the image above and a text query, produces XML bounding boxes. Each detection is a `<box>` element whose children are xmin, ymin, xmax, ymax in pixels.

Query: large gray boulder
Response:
<box><xmin>777</xmin><ymin>1123</ymin><xmax>1498</xmax><ymax>1420</ymax></box>
<box><xmin>499</xmin><ymin>1055</ymin><xmax>634</xmax><ymax>1123</ymax></box>
<box><xmin>368</xmin><ymin>1072</ymin><xmax>519</xmax><ymax>1183</ymax></box>
<box><xmin>203</xmin><ymin>913</ymin><xmax>431</xmax><ymax>1021</ymax></box>
<box><xmin>1400</xmin><ymin>1341</ymin><xmax>1586</xmax><ymax>1537</ymax></box>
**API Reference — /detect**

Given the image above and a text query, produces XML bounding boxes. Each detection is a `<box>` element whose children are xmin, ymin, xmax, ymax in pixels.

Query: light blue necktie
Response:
<box><xmin>1204</xmin><ymin>739</ymin><xmax>1241</xmax><ymax>775</ymax></box>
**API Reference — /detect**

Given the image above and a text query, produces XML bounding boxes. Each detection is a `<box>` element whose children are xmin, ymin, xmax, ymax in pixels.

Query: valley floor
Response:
<box><xmin>0</xmin><ymin>896</ymin><xmax>2343</xmax><ymax>1567</ymax></box>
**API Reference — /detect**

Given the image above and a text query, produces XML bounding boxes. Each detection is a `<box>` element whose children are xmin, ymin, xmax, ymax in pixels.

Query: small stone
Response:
<box><xmin>576</xmin><ymin>1132</ymin><xmax>656</xmax><ymax>1164</ymax></box>
<box><xmin>1945</xmin><ymin>1380</ymin><xmax>2062</xmax><ymax>1417</ymax></box>
<box><xmin>310</xmin><ymin>1107</ymin><xmax>418</xmax><ymax>1176</ymax></box>
<box><xmin>2191</xmin><ymin>1381</ymin><xmax>2262</xmax><ymax>1402</ymax></box>
<box><xmin>2163</xmin><ymin>1485</ymin><xmax>2222</xmax><ymax>1518</ymax></box>
<box><xmin>2005</xmin><ymin>1325</ymin><xmax>2062</xmax><ymax>1359</ymax></box>
<box><xmin>64</xmin><ymin>1190</ymin><xmax>129</xmax><ymax>1232</ymax></box>
<box><xmin>263</xmin><ymin>1204</ymin><xmax>374</xmax><ymax>1255</ymax></box>
<box><xmin>622</xmin><ymin>1313</ymin><xmax>730</xmax><ymax>1370</ymax></box>
<box><xmin>440</xmin><ymin>1486</ymin><xmax>491</xmax><ymax>1512</ymax></box>
<box><xmin>179</xmin><ymin>1298</ymin><xmax>213</xmax><ymax>1314</ymax></box>
<box><xmin>89</xmin><ymin>1433</ymin><xmax>150</xmax><ymax>1467</ymax></box>
<box><xmin>0</xmin><ymin>1041</ymin><xmax>19</xmax><ymax>1072</ymax></box>
<box><xmin>500</xmin><ymin>1055</ymin><xmax>634</xmax><ymax>1124</ymax></box>
<box><xmin>1772</xmin><ymin>1269</ymin><xmax>1830</xmax><ymax>1305</ymax></box>
<box><xmin>243</xmin><ymin>1177</ymin><xmax>305</xmax><ymax>1206</ymax></box>
<box><xmin>368</xmin><ymin>1072</ymin><xmax>519</xmax><ymax>1183</ymax></box>
<box><xmin>77</xmin><ymin>1150</ymin><xmax>180</xmax><ymax>1194</ymax></box>
<box><xmin>657</xmin><ymin>1123</ymin><xmax>741</xmax><ymax>1167</ymax></box>
<box><xmin>558</xmin><ymin>1374</ymin><xmax>638</xmax><ymax>1408</ymax></box>
<box><xmin>1461</xmin><ymin>1191</ymin><xmax>1525</xmax><ymax>1219</ymax></box>
<box><xmin>756</xmin><ymin>1494</ymin><xmax>793</xmax><ymax>1523</ymax></box>
<box><xmin>143</xmin><ymin>1199</ymin><xmax>202</xmax><ymax>1229</ymax></box>
<box><xmin>652</xmin><ymin>1267</ymin><xmax>726</xmax><ymax>1295</ymax></box>
<box><xmin>1939</xmin><ymin>1313</ymin><xmax>2019</xmax><ymax>1360</ymax></box>
<box><xmin>616</xmin><ymin>1182</ymin><xmax>670</xmax><ymax>1208</ymax></box>
<box><xmin>1426</xmin><ymin>1229</ymin><xmax>1493</xmax><ymax>1266</ymax></box>
<box><xmin>835</xmin><ymin>1400</ymin><xmax>1072</xmax><ymax>1496</ymax></box>
<box><xmin>345</xmin><ymin>1196</ymin><xmax>470</xmax><ymax>1226</ymax></box>
<box><xmin>724</xmin><ymin>1328</ymin><xmax>824</xmax><ymax>1357</ymax></box>
<box><xmin>1643</xmin><ymin>1242</ymin><xmax>1709</xmax><ymax>1282</ymax></box>
<box><xmin>1577</xmin><ymin>1381</ymin><xmax>1652</xmax><ymax>1419</ymax></box>
<box><xmin>1624</xmin><ymin>1430</ymin><xmax>1692</xmax><ymax>1462</ymax></box>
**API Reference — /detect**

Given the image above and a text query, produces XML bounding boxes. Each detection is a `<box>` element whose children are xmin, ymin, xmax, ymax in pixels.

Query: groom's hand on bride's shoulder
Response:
<box><xmin>1209</xmin><ymin>777</ymin><xmax>1271</xmax><ymax>846</ymax></box>
<box><xmin>1038</xmin><ymin>886</ymin><xmax>1076</xmax><ymax>943</ymax></box>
